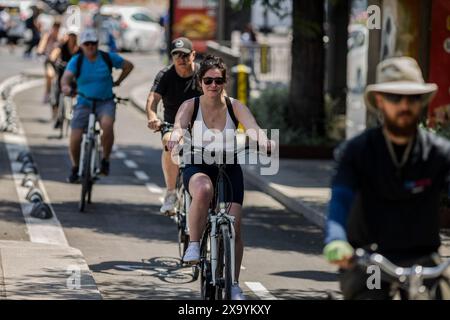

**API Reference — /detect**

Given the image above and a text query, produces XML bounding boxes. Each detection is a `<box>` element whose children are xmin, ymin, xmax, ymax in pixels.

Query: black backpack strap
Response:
<box><xmin>225</xmin><ymin>96</ymin><xmax>239</xmax><ymax>128</ymax></box>
<box><xmin>75</xmin><ymin>50</ymin><xmax>113</xmax><ymax>79</ymax></box>
<box><xmin>75</xmin><ymin>52</ymin><xmax>84</xmax><ymax>79</ymax></box>
<box><xmin>99</xmin><ymin>50</ymin><xmax>113</xmax><ymax>73</ymax></box>
<box><xmin>190</xmin><ymin>96</ymin><xmax>200</xmax><ymax>130</ymax></box>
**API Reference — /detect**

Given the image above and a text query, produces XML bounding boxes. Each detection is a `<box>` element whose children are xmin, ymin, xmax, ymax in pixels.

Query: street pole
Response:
<box><xmin>217</xmin><ymin>0</ymin><xmax>225</xmax><ymax>43</ymax></box>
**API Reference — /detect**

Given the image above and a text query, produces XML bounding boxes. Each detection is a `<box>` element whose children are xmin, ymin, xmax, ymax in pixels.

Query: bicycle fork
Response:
<box><xmin>210</xmin><ymin>211</ymin><xmax>236</xmax><ymax>287</ymax></box>
<box><xmin>78</xmin><ymin>113</ymin><xmax>98</xmax><ymax>177</ymax></box>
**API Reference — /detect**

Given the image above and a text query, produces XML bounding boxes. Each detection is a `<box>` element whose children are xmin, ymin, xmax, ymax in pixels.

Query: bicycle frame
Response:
<box><xmin>203</xmin><ymin>163</ymin><xmax>236</xmax><ymax>287</ymax></box>
<box><xmin>78</xmin><ymin>111</ymin><xmax>100</xmax><ymax>178</ymax></box>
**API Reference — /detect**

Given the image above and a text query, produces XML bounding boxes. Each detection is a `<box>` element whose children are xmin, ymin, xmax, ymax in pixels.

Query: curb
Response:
<box><xmin>242</xmin><ymin>166</ymin><xmax>326</xmax><ymax>229</ymax></box>
<box><xmin>130</xmin><ymin>86</ymin><xmax>146</xmax><ymax>113</ymax></box>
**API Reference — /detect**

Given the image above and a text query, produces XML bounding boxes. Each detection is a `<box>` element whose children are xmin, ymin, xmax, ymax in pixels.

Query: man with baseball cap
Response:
<box><xmin>61</xmin><ymin>28</ymin><xmax>134</xmax><ymax>183</ymax></box>
<box><xmin>323</xmin><ymin>57</ymin><xmax>450</xmax><ymax>299</ymax></box>
<box><xmin>146</xmin><ymin>36</ymin><xmax>202</xmax><ymax>215</ymax></box>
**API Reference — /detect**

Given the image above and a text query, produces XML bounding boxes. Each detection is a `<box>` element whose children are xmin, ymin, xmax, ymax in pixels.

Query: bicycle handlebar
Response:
<box><xmin>154</xmin><ymin>121</ymin><xmax>173</xmax><ymax>133</ymax></box>
<box><xmin>354</xmin><ymin>248</ymin><xmax>450</xmax><ymax>280</ymax></box>
<box><xmin>76</xmin><ymin>92</ymin><xmax>129</xmax><ymax>105</ymax></box>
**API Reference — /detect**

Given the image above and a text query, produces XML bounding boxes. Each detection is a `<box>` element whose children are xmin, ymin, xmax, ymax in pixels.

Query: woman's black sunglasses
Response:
<box><xmin>382</xmin><ymin>93</ymin><xmax>422</xmax><ymax>104</ymax></box>
<box><xmin>202</xmin><ymin>77</ymin><xmax>225</xmax><ymax>85</ymax></box>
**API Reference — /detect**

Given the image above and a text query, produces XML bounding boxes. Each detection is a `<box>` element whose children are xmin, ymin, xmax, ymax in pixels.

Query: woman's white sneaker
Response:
<box><xmin>183</xmin><ymin>242</ymin><xmax>200</xmax><ymax>264</ymax></box>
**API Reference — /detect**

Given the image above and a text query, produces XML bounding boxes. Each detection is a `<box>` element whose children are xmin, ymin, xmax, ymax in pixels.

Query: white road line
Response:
<box><xmin>114</xmin><ymin>151</ymin><xmax>126</xmax><ymax>159</ymax></box>
<box><xmin>1</xmin><ymin>78</ymin><xmax>69</xmax><ymax>246</ymax></box>
<box><xmin>134</xmin><ymin>170</ymin><xmax>149</xmax><ymax>181</ymax></box>
<box><xmin>244</xmin><ymin>282</ymin><xmax>278</xmax><ymax>300</ymax></box>
<box><xmin>124</xmin><ymin>159</ymin><xmax>138</xmax><ymax>169</ymax></box>
<box><xmin>146</xmin><ymin>183</ymin><xmax>164</xmax><ymax>194</ymax></box>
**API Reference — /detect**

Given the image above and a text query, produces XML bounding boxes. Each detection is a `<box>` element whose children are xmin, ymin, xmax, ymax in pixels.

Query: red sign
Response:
<box><xmin>172</xmin><ymin>0</ymin><xmax>217</xmax><ymax>53</ymax></box>
<box><xmin>428</xmin><ymin>0</ymin><xmax>450</xmax><ymax>125</ymax></box>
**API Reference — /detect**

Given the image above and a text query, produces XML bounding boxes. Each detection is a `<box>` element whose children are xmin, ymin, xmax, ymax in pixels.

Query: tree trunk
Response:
<box><xmin>288</xmin><ymin>0</ymin><xmax>325</xmax><ymax>138</ymax></box>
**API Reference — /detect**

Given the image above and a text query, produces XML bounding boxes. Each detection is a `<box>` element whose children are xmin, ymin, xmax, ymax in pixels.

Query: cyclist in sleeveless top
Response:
<box><xmin>49</xmin><ymin>26</ymin><xmax>80</xmax><ymax>128</ymax></box>
<box><xmin>167</xmin><ymin>55</ymin><xmax>274</xmax><ymax>300</ymax></box>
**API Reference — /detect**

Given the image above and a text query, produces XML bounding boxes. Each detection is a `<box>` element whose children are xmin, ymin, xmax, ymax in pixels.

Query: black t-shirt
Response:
<box><xmin>151</xmin><ymin>63</ymin><xmax>202</xmax><ymax>124</ymax></box>
<box><xmin>333</xmin><ymin>127</ymin><xmax>450</xmax><ymax>257</ymax></box>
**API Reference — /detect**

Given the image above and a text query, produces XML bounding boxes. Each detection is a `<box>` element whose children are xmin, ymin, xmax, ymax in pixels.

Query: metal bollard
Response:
<box><xmin>30</xmin><ymin>202</ymin><xmax>53</xmax><ymax>219</ymax></box>
<box><xmin>26</xmin><ymin>187</ymin><xmax>44</xmax><ymax>203</ymax></box>
<box><xmin>21</xmin><ymin>162</ymin><xmax>38</xmax><ymax>174</ymax></box>
<box><xmin>21</xmin><ymin>173</ymin><xmax>37</xmax><ymax>188</ymax></box>
<box><xmin>17</xmin><ymin>151</ymin><xmax>31</xmax><ymax>162</ymax></box>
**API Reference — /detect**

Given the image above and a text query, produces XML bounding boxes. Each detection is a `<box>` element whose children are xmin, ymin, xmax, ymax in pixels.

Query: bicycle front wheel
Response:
<box><xmin>200</xmin><ymin>228</ymin><xmax>215</xmax><ymax>300</ymax></box>
<box><xmin>79</xmin><ymin>139</ymin><xmax>93</xmax><ymax>212</ymax></box>
<box><xmin>216</xmin><ymin>223</ymin><xmax>232</xmax><ymax>300</ymax></box>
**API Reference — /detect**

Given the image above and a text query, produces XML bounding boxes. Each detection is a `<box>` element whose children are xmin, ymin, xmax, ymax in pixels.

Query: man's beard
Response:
<box><xmin>383</xmin><ymin>111</ymin><xmax>420</xmax><ymax>137</ymax></box>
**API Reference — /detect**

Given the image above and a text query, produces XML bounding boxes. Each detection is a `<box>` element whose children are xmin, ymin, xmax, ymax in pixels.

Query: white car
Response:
<box><xmin>100</xmin><ymin>5</ymin><xmax>162</xmax><ymax>52</ymax></box>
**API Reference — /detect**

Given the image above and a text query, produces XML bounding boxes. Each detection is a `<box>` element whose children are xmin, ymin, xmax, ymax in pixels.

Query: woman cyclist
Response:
<box><xmin>168</xmin><ymin>55</ymin><xmax>273</xmax><ymax>300</ymax></box>
<box><xmin>49</xmin><ymin>26</ymin><xmax>80</xmax><ymax>128</ymax></box>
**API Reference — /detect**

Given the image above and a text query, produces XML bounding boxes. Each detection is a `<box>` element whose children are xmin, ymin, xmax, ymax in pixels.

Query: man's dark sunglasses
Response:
<box><xmin>172</xmin><ymin>51</ymin><xmax>190</xmax><ymax>59</ymax></box>
<box><xmin>202</xmin><ymin>77</ymin><xmax>225</xmax><ymax>85</ymax></box>
<box><xmin>83</xmin><ymin>41</ymin><xmax>98</xmax><ymax>46</ymax></box>
<box><xmin>382</xmin><ymin>93</ymin><xmax>422</xmax><ymax>104</ymax></box>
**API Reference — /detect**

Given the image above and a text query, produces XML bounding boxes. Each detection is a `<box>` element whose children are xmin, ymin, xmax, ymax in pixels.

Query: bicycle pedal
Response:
<box><xmin>164</xmin><ymin>211</ymin><xmax>176</xmax><ymax>217</ymax></box>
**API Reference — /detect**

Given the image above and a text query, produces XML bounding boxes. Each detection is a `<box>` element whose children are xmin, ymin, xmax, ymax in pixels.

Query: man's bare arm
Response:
<box><xmin>146</xmin><ymin>91</ymin><xmax>162</xmax><ymax>130</ymax></box>
<box><xmin>60</xmin><ymin>70</ymin><xmax>75</xmax><ymax>95</ymax></box>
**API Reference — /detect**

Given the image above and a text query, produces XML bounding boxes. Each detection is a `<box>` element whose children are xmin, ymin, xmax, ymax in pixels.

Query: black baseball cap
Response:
<box><xmin>170</xmin><ymin>37</ymin><xmax>193</xmax><ymax>55</ymax></box>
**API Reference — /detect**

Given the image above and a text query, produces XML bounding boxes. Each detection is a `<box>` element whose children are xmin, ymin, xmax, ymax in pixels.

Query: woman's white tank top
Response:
<box><xmin>191</xmin><ymin>98</ymin><xmax>237</xmax><ymax>151</ymax></box>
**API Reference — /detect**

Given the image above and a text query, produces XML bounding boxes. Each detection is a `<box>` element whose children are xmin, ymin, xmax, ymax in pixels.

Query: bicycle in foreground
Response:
<box><xmin>155</xmin><ymin>122</ymin><xmax>199</xmax><ymax>279</ymax></box>
<box><xmin>354</xmin><ymin>248</ymin><xmax>450</xmax><ymax>299</ymax></box>
<box><xmin>77</xmin><ymin>92</ymin><xmax>128</xmax><ymax>212</ymax></box>
<box><xmin>184</xmin><ymin>145</ymin><xmax>270</xmax><ymax>300</ymax></box>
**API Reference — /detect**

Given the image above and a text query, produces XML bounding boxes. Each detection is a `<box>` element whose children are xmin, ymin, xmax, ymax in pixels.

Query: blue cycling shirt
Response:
<box><xmin>66</xmin><ymin>51</ymin><xmax>124</xmax><ymax>107</ymax></box>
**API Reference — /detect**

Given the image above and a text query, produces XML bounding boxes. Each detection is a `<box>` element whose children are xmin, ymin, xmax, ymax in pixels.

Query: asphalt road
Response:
<box><xmin>0</xmin><ymin>48</ymin><xmax>340</xmax><ymax>299</ymax></box>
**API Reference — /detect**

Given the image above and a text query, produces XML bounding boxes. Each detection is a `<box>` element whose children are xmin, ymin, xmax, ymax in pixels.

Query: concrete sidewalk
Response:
<box><xmin>0</xmin><ymin>241</ymin><xmax>101</xmax><ymax>299</ymax></box>
<box><xmin>130</xmin><ymin>84</ymin><xmax>331</xmax><ymax>229</ymax></box>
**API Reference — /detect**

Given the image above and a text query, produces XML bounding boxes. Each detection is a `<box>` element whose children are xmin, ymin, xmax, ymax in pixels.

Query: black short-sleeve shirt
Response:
<box><xmin>151</xmin><ymin>64</ymin><xmax>202</xmax><ymax>124</ymax></box>
<box><xmin>333</xmin><ymin>127</ymin><xmax>450</xmax><ymax>256</ymax></box>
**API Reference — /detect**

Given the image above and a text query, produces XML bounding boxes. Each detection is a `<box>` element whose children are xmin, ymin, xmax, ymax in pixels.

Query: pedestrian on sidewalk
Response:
<box><xmin>145</xmin><ymin>37</ymin><xmax>202</xmax><ymax>216</ymax></box>
<box><xmin>323</xmin><ymin>56</ymin><xmax>450</xmax><ymax>299</ymax></box>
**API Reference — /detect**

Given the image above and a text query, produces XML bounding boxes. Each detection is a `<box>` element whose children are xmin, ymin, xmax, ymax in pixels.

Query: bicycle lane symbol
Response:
<box><xmin>114</xmin><ymin>257</ymin><xmax>196</xmax><ymax>284</ymax></box>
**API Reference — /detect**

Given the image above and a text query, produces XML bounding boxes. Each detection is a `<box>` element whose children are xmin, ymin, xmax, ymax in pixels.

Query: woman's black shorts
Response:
<box><xmin>183</xmin><ymin>163</ymin><xmax>244</xmax><ymax>205</ymax></box>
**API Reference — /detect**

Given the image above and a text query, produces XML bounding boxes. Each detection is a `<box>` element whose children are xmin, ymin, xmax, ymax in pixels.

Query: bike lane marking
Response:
<box><xmin>146</xmin><ymin>182</ymin><xmax>164</xmax><ymax>194</ymax></box>
<box><xmin>113</xmin><ymin>148</ymin><xmax>164</xmax><ymax>196</ymax></box>
<box><xmin>134</xmin><ymin>170</ymin><xmax>150</xmax><ymax>181</ymax></box>
<box><xmin>244</xmin><ymin>281</ymin><xmax>279</xmax><ymax>300</ymax></box>
<box><xmin>114</xmin><ymin>151</ymin><xmax>126</xmax><ymax>159</ymax></box>
<box><xmin>124</xmin><ymin>159</ymin><xmax>138</xmax><ymax>169</ymax></box>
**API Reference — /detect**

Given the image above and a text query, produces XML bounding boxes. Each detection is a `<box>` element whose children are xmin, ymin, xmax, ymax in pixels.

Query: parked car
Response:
<box><xmin>100</xmin><ymin>5</ymin><xmax>162</xmax><ymax>52</ymax></box>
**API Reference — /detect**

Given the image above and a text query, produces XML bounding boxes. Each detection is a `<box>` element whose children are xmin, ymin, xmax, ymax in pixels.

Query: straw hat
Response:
<box><xmin>364</xmin><ymin>56</ymin><xmax>438</xmax><ymax>112</ymax></box>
